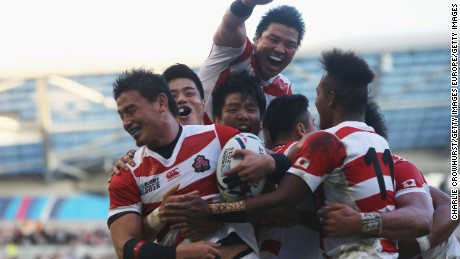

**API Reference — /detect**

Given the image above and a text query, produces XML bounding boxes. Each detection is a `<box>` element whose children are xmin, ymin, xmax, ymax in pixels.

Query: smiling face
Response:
<box><xmin>116</xmin><ymin>89</ymin><xmax>164</xmax><ymax>148</ymax></box>
<box><xmin>215</xmin><ymin>92</ymin><xmax>261</xmax><ymax>135</ymax></box>
<box><xmin>253</xmin><ymin>23</ymin><xmax>299</xmax><ymax>81</ymax></box>
<box><xmin>169</xmin><ymin>78</ymin><xmax>205</xmax><ymax>125</ymax></box>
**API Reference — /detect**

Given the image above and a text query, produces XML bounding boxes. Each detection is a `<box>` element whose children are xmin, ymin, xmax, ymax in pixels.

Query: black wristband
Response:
<box><xmin>123</xmin><ymin>238</ymin><xmax>176</xmax><ymax>259</ymax></box>
<box><xmin>230</xmin><ymin>0</ymin><xmax>254</xmax><ymax>17</ymax></box>
<box><xmin>267</xmin><ymin>153</ymin><xmax>292</xmax><ymax>184</ymax></box>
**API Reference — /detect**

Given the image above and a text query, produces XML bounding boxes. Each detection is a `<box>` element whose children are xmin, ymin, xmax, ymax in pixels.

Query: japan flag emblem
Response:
<box><xmin>402</xmin><ymin>179</ymin><xmax>417</xmax><ymax>188</ymax></box>
<box><xmin>295</xmin><ymin>157</ymin><xmax>310</xmax><ymax>170</ymax></box>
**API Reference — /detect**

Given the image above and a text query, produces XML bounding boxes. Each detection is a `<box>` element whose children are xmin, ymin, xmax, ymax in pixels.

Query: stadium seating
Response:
<box><xmin>0</xmin><ymin>47</ymin><xmax>450</xmax><ymax>179</ymax></box>
<box><xmin>284</xmin><ymin>48</ymin><xmax>449</xmax><ymax>150</ymax></box>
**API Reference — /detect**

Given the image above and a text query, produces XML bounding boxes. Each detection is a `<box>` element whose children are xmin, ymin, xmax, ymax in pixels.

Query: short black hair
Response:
<box><xmin>265</xmin><ymin>94</ymin><xmax>310</xmax><ymax>143</ymax></box>
<box><xmin>113</xmin><ymin>67</ymin><xmax>178</xmax><ymax>116</ymax></box>
<box><xmin>365</xmin><ymin>99</ymin><xmax>388</xmax><ymax>139</ymax></box>
<box><xmin>162</xmin><ymin>63</ymin><xmax>204</xmax><ymax>100</ymax></box>
<box><xmin>320</xmin><ymin>48</ymin><xmax>374</xmax><ymax>113</ymax></box>
<box><xmin>212</xmin><ymin>70</ymin><xmax>266</xmax><ymax>119</ymax></box>
<box><xmin>255</xmin><ymin>5</ymin><xmax>306</xmax><ymax>46</ymax></box>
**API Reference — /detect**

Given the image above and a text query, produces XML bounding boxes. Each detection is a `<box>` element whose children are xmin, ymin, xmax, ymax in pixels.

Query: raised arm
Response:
<box><xmin>214</xmin><ymin>0</ymin><xmax>272</xmax><ymax>47</ymax></box>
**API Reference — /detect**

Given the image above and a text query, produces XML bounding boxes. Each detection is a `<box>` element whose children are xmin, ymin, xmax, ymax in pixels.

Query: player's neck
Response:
<box><xmin>153</xmin><ymin>124</ymin><xmax>182</xmax><ymax>159</ymax></box>
<box><xmin>333</xmin><ymin>111</ymin><xmax>364</xmax><ymax>127</ymax></box>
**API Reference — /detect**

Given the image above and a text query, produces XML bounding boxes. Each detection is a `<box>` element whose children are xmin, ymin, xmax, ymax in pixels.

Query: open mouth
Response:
<box><xmin>237</xmin><ymin>125</ymin><xmax>251</xmax><ymax>133</ymax></box>
<box><xmin>178</xmin><ymin>106</ymin><xmax>192</xmax><ymax>117</ymax></box>
<box><xmin>268</xmin><ymin>55</ymin><xmax>283</xmax><ymax>67</ymax></box>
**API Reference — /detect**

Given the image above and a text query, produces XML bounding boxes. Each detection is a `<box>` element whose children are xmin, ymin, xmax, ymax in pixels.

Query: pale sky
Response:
<box><xmin>0</xmin><ymin>0</ymin><xmax>449</xmax><ymax>80</ymax></box>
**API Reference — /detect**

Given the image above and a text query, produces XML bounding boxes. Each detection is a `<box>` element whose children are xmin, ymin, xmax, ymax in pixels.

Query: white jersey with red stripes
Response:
<box><xmin>108</xmin><ymin>124</ymin><xmax>259</xmax><ymax>254</ymax></box>
<box><xmin>258</xmin><ymin>141</ymin><xmax>322</xmax><ymax>259</ymax></box>
<box><xmin>199</xmin><ymin>38</ymin><xmax>292</xmax><ymax>125</ymax></box>
<box><xmin>287</xmin><ymin>121</ymin><xmax>398</xmax><ymax>258</ymax></box>
<box><xmin>393</xmin><ymin>155</ymin><xmax>460</xmax><ymax>258</ymax></box>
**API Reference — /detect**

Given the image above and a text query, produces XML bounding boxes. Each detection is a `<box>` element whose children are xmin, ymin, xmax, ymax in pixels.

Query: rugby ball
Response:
<box><xmin>217</xmin><ymin>133</ymin><xmax>266</xmax><ymax>202</ymax></box>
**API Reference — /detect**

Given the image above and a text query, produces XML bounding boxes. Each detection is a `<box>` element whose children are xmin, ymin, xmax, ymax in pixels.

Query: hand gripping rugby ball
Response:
<box><xmin>217</xmin><ymin>133</ymin><xmax>266</xmax><ymax>202</ymax></box>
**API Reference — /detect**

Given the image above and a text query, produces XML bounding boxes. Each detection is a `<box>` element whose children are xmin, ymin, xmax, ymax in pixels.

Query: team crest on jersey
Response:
<box><xmin>192</xmin><ymin>155</ymin><xmax>210</xmax><ymax>173</ymax></box>
<box><xmin>139</xmin><ymin>177</ymin><xmax>160</xmax><ymax>195</ymax></box>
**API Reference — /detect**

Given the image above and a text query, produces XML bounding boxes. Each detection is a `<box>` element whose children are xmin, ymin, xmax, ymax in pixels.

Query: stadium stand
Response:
<box><xmin>284</xmin><ymin>48</ymin><xmax>450</xmax><ymax>151</ymax></box>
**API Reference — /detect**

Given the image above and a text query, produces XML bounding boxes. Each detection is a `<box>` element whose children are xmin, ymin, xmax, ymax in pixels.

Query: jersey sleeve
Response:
<box><xmin>214</xmin><ymin>124</ymin><xmax>240</xmax><ymax>147</ymax></box>
<box><xmin>287</xmin><ymin>131</ymin><xmax>346</xmax><ymax>192</ymax></box>
<box><xmin>394</xmin><ymin>159</ymin><xmax>429</xmax><ymax>198</ymax></box>
<box><xmin>108</xmin><ymin>169</ymin><xmax>142</xmax><ymax>218</ymax></box>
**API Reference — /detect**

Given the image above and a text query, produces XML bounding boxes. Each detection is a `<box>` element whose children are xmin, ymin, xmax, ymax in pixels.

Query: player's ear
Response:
<box><xmin>157</xmin><ymin>93</ymin><xmax>169</xmax><ymax>112</ymax></box>
<box><xmin>295</xmin><ymin>123</ymin><xmax>307</xmax><ymax>137</ymax></box>
<box><xmin>327</xmin><ymin>90</ymin><xmax>337</xmax><ymax>108</ymax></box>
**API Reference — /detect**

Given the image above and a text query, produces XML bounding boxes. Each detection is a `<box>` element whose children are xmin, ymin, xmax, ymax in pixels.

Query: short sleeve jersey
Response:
<box><xmin>287</xmin><ymin>121</ymin><xmax>398</xmax><ymax>257</ymax></box>
<box><xmin>107</xmin><ymin>124</ymin><xmax>258</xmax><ymax>253</ymax></box>
<box><xmin>393</xmin><ymin>154</ymin><xmax>430</xmax><ymax>198</ymax></box>
<box><xmin>199</xmin><ymin>38</ymin><xmax>292</xmax><ymax>124</ymax></box>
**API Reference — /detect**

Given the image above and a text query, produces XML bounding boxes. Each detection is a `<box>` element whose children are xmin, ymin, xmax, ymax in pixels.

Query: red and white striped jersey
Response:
<box><xmin>287</xmin><ymin>121</ymin><xmax>397</xmax><ymax>258</ymax></box>
<box><xmin>108</xmin><ymin>124</ymin><xmax>258</xmax><ymax>253</ymax></box>
<box><xmin>199</xmin><ymin>37</ymin><xmax>292</xmax><ymax>125</ymax></box>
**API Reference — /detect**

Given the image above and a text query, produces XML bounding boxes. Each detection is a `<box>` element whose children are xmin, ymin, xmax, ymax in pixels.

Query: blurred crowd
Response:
<box><xmin>0</xmin><ymin>221</ymin><xmax>115</xmax><ymax>259</ymax></box>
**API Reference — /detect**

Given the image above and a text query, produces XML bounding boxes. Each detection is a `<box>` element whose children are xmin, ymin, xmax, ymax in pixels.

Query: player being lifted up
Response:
<box><xmin>200</xmin><ymin>0</ymin><xmax>305</xmax><ymax>146</ymax></box>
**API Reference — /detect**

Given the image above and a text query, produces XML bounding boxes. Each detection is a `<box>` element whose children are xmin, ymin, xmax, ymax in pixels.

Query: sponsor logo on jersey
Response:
<box><xmin>166</xmin><ymin>168</ymin><xmax>181</xmax><ymax>181</ymax></box>
<box><xmin>139</xmin><ymin>177</ymin><xmax>160</xmax><ymax>195</ymax></box>
<box><xmin>192</xmin><ymin>155</ymin><xmax>211</xmax><ymax>173</ymax></box>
